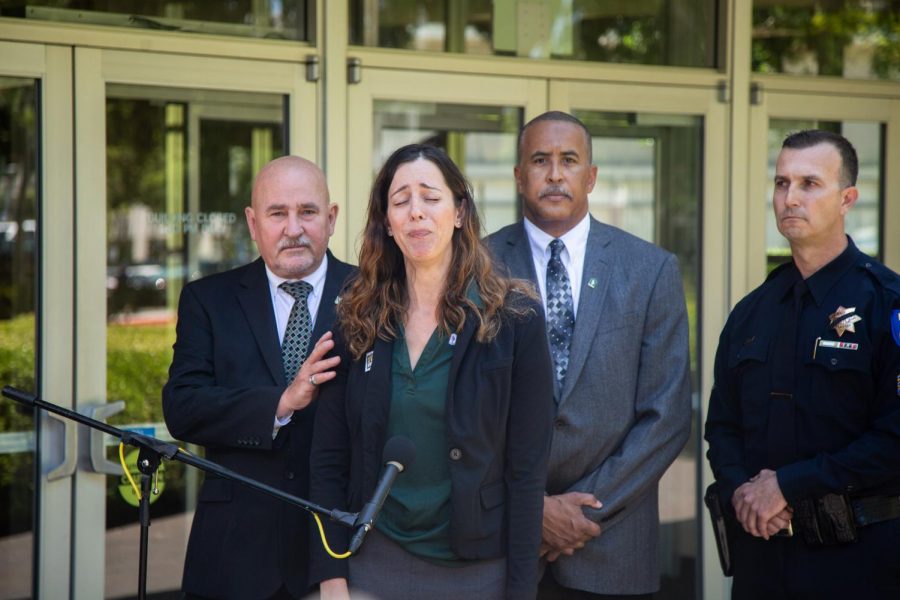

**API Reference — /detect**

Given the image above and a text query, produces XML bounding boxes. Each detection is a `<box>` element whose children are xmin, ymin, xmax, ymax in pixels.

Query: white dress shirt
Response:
<box><xmin>523</xmin><ymin>213</ymin><xmax>590</xmax><ymax>317</ymax></box>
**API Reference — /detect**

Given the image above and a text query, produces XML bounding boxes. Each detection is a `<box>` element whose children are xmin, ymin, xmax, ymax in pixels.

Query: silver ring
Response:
<box><xmin>309</xmin><ymin>374</ymin><xmax>318</xmax><ymax>386</ymax></box>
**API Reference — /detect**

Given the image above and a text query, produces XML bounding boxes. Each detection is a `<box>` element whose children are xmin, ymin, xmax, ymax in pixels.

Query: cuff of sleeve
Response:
<box><xmin>272</xmin><ymin>412</ymin><xmax>293</xmax><ymax>439</ymax></box>
<box><xmin>776</xmin><ymin>459</ymin><xmax>819</xmax><ymax>504</ymax></box>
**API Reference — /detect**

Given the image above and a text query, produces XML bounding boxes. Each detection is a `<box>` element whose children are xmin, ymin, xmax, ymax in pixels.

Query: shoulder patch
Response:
<box><xmin>892</xmin><ymin>310</ymin><xmax>900</xmax><ymax>347</ymax></box>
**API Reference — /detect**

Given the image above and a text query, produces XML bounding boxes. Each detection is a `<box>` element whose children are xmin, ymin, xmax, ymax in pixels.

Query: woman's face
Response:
<box><xmin>385</xmin><ymin>158</ymin><xmax>461</xmax><ymax>272</ymax></box>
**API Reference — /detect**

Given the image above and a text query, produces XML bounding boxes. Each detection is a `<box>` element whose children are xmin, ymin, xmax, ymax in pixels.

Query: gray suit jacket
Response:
<box><xmin>486</xmin><ymin>217</ymin><xmax>692</xmax><ymax>594</ymax></box>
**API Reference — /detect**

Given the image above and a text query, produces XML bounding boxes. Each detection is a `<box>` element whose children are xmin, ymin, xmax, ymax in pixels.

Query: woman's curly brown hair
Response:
<box><xmin>338</xmin><ymin>144</ymin><xmax>536</xmax><ymax>360</ymax></box>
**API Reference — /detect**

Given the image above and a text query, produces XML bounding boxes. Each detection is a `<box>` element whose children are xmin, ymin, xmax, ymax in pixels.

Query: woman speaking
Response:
<box><xmin>309</xmin><ymin>144</ymin><xmax>554</xmax><ymax>599</ymax></box>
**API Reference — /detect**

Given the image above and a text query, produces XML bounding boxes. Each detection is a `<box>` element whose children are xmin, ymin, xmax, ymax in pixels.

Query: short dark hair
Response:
<box><xmin>782</xmin><ymin>129</ymin><xmax>859</xmax><ymax>188</ymax></box>
<box><xmin>518</xmin><ymin>111</ymin><xmax>593</xmax><ymax>163</ymax></box>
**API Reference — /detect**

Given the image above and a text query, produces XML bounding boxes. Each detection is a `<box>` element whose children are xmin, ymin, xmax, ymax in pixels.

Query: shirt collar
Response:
<box><xmin>523</xmin><ymin>212</ymin><xmax>591</xmax><ymax>258</ymax></box>
<box><xmin>264</xmin><ymin>252</ymin><xmax>329</xmax><ymax>296</ymax></box>
<box><xmin>803</xmin><ymin>236</ymin><xmax>860</xmax><ymax>306</ymax></box>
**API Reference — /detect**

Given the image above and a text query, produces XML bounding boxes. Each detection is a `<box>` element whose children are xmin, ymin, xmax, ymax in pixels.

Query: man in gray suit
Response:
<box><xmin>486</xmin><ymin>111</ymin><xmax>692</xmax><ymax>599</ymax></box>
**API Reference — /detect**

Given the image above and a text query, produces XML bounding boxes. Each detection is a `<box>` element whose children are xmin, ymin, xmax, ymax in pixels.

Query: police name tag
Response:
<box><xmin>818</xmin><ymin>339</ymin><xmax>858</xmax><ymax>351</ymax></box>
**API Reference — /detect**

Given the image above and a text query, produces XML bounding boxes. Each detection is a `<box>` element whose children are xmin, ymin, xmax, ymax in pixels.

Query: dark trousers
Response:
<box><xmin>538</xmin><ymin>568</ymin><xmax>654</xmax><ymax>600</ymax></box>
<box><xmin>731</xmin><ymin>518</ymin><xmax>900</xmax><ymax>600</ymax></box>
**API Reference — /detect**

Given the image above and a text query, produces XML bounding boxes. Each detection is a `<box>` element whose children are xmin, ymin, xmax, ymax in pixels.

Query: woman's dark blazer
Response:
<box><xmin>309</xmin><ymin>294</ymin><xmax>555</xmax><ymax>600</ymax></box>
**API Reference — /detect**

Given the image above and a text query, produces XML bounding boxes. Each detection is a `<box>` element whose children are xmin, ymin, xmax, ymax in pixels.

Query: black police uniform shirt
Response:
<box><xmin>706</xmin><ymin>237</ymin><xmax>900</xmax><ymax>509</ymax></box>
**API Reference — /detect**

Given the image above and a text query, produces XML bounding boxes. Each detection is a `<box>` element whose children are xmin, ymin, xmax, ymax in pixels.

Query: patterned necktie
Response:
<box><xmin>546</xmin><ymin>239</ymin><xmax>575</xmax><ymax>387</ymax></box>
<box><xmin>279</xmin><ymin>280</ymin><xmax>313</xmax><ymax>384</ymax></box>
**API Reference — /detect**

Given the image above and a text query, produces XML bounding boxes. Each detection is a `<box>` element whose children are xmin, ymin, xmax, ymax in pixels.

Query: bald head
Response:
<box><xmin>251</xmin><ymin>155</ymin><xmax>330</xmax><ymax>209</ymax></box>
<box><xmin>245</xmin><ymin>155</ymin><xmax>337</xmax><ymax>279</ymax></box>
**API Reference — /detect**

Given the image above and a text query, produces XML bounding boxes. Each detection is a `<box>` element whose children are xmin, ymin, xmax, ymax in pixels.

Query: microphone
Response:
<box><xmin>348</xmin><ymin>435</ymin><xmax>416</xmax><ymax>554</ymax></box>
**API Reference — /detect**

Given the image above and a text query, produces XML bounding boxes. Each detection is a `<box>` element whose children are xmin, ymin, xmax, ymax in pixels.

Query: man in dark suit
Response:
<box><xmin>163</xmin><ymin>156</ymin><xmax>355</xmax><ymax>599</ymax></box>
<box><xmin>486</xmin><ymin>111</ymin><xmax>692</xmax><ymax>599</ymax></box>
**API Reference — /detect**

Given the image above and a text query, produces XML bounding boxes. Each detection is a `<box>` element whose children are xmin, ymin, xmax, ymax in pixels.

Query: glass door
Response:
<box><xmin>0</xmin><ymin>41</ymin><xmax>74</xmax><ymax>600</ymax></box>
<box><xmin>72</xmin><ymin>48</ymin><xmax>316</xmax><ymax>598</ymax></box>
<box><xmin>552</xmin><ymin>79</ymin><xmax>728</xmax><ymax>600</ymax></box>
<box><xmin>345</xmin><ymin>68</ymin><xmax>547</xmax><ymax>247</ymax></box>
<box><xmin>748</xmin><ymin>90</ymin><xmax>900</xmax><ymax>286</ymax></box>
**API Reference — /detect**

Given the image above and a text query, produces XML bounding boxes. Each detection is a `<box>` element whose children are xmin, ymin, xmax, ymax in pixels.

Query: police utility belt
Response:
<box><xmin>704</xmin><ymin>483</ymin><xmax>900</xmax><ymax>576</ymax></box>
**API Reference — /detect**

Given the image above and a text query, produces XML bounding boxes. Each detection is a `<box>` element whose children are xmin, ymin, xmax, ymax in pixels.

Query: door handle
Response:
<box><xmin>44</xmin><ymin>411</ymin><xmax>77</xmax><ymax>481</ymax></box>
<box><xmin>86</xmin><ymin>401</ymin><xmax>125</xmax><ymax>476</ymax></box>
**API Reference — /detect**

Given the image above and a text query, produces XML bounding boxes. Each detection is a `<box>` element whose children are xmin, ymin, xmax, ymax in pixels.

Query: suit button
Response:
<box><xmin>449</xmin><ymin>448</ymin><xmax>462</xmax><ymax>461</ymax></box>
<box><xmin>285</xmin><ymin>471</ymin><xmax>295</xmax><ymax>480</ymax></box>
<box><xmin>554</xmin><ymin>418</ymin><xmax>566</xmax><ymax>429</ymax></box>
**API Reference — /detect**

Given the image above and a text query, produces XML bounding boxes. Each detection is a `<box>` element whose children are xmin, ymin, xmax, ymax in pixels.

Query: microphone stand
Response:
<box><xmin>1</xmin><ymin>385</ymin><xmax>358</xmax><ymax>600</ymax></box>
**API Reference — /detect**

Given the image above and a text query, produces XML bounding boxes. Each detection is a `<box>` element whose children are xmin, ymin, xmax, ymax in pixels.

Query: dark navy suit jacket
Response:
<box><xmin>163</xmin><ymin>252</ymin><xmax>355</xmax><ymax>599</ymax></box>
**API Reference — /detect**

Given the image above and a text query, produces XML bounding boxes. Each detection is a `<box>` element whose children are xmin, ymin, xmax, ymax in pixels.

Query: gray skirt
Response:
<box><xmin>348</xmin><ymin>529</ymin><xmax>506</xmax><ymax>600</ymax></box>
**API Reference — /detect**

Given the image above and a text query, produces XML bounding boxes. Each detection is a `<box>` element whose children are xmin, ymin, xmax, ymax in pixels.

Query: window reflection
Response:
<box><xmin>576</xmin><ymin>109</ymin><xmax>702</xmax><ymax>600</ymax></box>
<box><xmin>351</xmin><ymin>0</ymin><xmax>716</xmax><ymax>68</ymax></box>
<box><xmin>1</xmin><ymin>0</ymin><xmax>309</xmax><ymax>41</ymax></box>
<box><xmin>753</xmin><ymin>0</ymin><xmax>899</xmax><ymax>81</ymax></box>
<box><xmin>765</xmin><ymin>120</ymin><xmax>883</xmax><ymax>272</ymax></box>
<box><xmin>0</xmin><ymin>76</ymin><xmax>37</xmax><ymax>600</ymax></box>
<box><xmin>373</xmin><ymin>101</ymin><xmax>521</xmax><ymax>234</ymax></box>
<box><xmin>104</xmin><ymin>85</ymin><xmax>284</xmax><ymax>597</ymax></box>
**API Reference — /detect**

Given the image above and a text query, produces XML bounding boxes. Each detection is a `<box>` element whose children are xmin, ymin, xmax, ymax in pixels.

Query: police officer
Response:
<box><xmin>705</xmin><ymin>129</ymin><xmax>900</xmax><ymax>599</ymax></box>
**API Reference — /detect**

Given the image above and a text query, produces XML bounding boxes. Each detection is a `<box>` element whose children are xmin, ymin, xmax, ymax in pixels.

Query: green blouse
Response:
<box><xmin>375</xmin><ymin>322</ymin><xmax>459</xmax><ymax>564</ymax></box>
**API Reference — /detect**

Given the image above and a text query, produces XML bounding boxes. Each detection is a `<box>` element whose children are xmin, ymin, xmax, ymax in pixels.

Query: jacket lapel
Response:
<box><xmin>362</xmin><ymin>336</ymin><xmax>394</xmax><ymax>490</ymax></box>
<box><xmin>496</xmin><ymin>222</ymin><xmax>539</xmax><ymax>283</ymax></box>
<box><xmin>311</xmin><ymin>251</ymin><xmax>345</xmax><ymax>343</ymax></box>
<box><xmin>559</xmin><ymin>218</ymin><xmax>612</xmax><ymax>403</ymax></box>
<box><xmin>237</xmin><ymin>258</ymin><xmax>285</xmax><ymax>386</ymax></box>
<box><xmin>445</xmin><ymin>312</ymin><xmax>479</xmax><ymax>423</ymax></box>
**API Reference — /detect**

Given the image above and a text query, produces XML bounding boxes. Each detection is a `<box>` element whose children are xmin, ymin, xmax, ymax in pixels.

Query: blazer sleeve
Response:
<box><xmin>162</xmin><ymin>283</ymin><xmax>283</xmax><ymax>449</ymax></box>
<box><xmin>567</xmin><ymin>253</ymin><xmax>692</xmax><ymax>531</ymax></box>
<box><xmin>504</xmin><ymin>302</ymin><xmax>555</xmax><ymax>599</ymax></box>
<box><xmin>704</xmin><ymin>314</ymin><xmax>753</xmax><ymax>511</ymax></box>
<box><xmin>308</xmin><ymin>330</ymin><xmax>353</xmax><ymax>584</ymax></box>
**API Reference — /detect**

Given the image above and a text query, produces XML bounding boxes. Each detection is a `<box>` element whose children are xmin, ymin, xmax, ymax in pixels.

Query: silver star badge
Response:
<box><xmin>828</xmin><ymin>306</ymin><xmax>862</xmax><ymax>337</ymax></box>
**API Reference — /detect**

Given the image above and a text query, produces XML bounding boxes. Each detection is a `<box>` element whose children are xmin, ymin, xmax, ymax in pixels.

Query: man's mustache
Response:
<box><xmin>540</xmin><ymin>186</ymin><xmax>572</xmax><ymax>200</ymax></box>
<box><xmin>277</xmin><ymin>236</ymin><xmax>312</xmax><ymax>251</ymax></box>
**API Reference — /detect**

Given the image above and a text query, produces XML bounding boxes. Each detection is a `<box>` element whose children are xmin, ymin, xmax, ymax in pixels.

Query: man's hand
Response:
<box><xmin>764</xmin><ymin>507</ymin><xmax>794</xmax><ymax>537</ymax></box>
<box><xmin>731</xmin><ymin>469</ymin><xmax>789</xmax><ymax>539</ymax></box>
<box><xmin>275</xmin><ymin>331</ymin><xmax>341</xmax><ymax>419</ymax></box>
<box><xmin>540</xmin><ymin>492</ymin><xmax>602</xmax><ymax>561</ymax></box>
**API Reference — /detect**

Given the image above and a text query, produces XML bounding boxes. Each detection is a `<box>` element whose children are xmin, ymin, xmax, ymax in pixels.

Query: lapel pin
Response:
<box><xmin>449</xmin><ymin>333</ymin><xmax>457</xmax><ymax>346</ymax></box>
<box><xmin>364</xmin><ymin>350</ymin><xmax>374</xmax><ymax>372</ymax></box>
<box><xmin>334</xmin><ymin>295</ymin><xmax>341</xmax><ymax>304</ymax></box>
<box><xmin>588</xmin><ymin>278</ymin><xmax>597</xmax><ymax>289</ymax></box>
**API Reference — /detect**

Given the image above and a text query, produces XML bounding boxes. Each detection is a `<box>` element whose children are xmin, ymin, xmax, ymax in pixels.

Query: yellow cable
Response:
<box><xmin>119</xmin><ymin>442</ymin><xmax>142</xmax><ymax>500</ymax></box>
<box><xmin>312</xmin><ymin>513</ymin><xmax>352</xmax><ymax>559</ymax></box>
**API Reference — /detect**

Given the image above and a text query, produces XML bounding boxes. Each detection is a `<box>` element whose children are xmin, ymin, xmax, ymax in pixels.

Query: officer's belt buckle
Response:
<box><xmin>773</xmin><ymin>521</ymin><xmax>793</xmax><ymax>537</ymax></box>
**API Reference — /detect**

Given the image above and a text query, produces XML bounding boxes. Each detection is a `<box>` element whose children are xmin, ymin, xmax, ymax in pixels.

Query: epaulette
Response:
<box><xmin>858</xmin><ymin>255</ymin><xmax>900</xmax><ymax>297</ymax></box>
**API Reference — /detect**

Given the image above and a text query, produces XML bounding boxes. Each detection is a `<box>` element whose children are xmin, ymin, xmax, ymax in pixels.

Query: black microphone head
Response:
<box><xmin>383</xmin><ymin>436</ymin><xmax>416</xmax><ymax>470</ymax></box>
